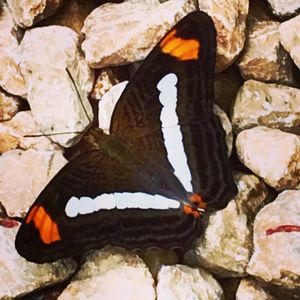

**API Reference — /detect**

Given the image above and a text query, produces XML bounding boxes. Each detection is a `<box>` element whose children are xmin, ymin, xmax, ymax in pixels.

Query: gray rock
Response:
<box><xmin>191</xmin><ymin>174</ymin><xmax>271</xmax><ymax>277</ymax></box>
<box><xmin>59</xmin><ymin>247</ymin><xmax>155</xmax><ymax>300</ymax></box>
<box><xmin>0</xmin><ymin>149</ymin><xmax>67</xmax><ymax>217</ymax></box>
<box><xmin>236</xmin><ymin>126</ymin><xmax>300</xmax><ymax>190</ymax></box>
<box><xmin>198</xmin><ymin>0</ymin><xmax>249</xmax><ymax>72</ymax></box>
<box><xmin>0</xmin><ymin>224</ymin><xmax>76</xmax><ymax>299</ymax></box>
<box><xmin>247</xmin><ymin>190</ymin><xmax>300</xmax><ymax>295</ymax></box>
<box><xmin>0</xmin><ymin>91</ymin><xmax>21</xmax><ymax>122</ymax></box>
<box><xmin>0</xmin><ymin>111</ymin><xmax>61</xmax><ymax>154</ymax></box>
<box><xmin>0</xmin><ymin>2</ymin><xmax>26</xmax><ymax>97</ymax></box>
<box><xmin>232</xmin><ymin>80</ymin><xmax>300</xmax><ymax>135</ymax></box>
<box><xmin>280</xmin><ymin>15</ymin><xmax>300</xmax><ymax>70</ymax></box>
<box><xmin>237</xmin><ymin>21</ymin><xmax>294</xmax><ymax>85</ymax></box>
<box><xmin>20</xmin><ymin>25</ymin><xmax>94</xmax><ymax>147</ymax></box>
<box><xmin>156</xmin><ymin>264</ymin><xmax>224</xmax><ymax>300</ymax></box>
<box><xmin>265</xmin><ymin>0</ymin><xmax>300</xmax><ymax>18</ymax></box>
<box><xmin>236</xmin><ymin>278</ymin><xmax>275</xmax><ymax>300</ymax></box>
<box><xmin>6</xmin><ymin>0</ymin><xmax>63</xmax><ymax>28</ymax></box>
<box><xmin>81</xmin><ymin>0</ymin><xmax>196</xmax><ymax>68</ymax></box>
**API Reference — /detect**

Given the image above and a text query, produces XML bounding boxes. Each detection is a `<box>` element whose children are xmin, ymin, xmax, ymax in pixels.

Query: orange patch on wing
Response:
<box><xmin>183</xmin><ymin>205</ymin><xmax>200</xmax><ymax>218</ymax></box>
<box><xmin>189</xmin><ymin>193</ymin><xmax>207</xmax><ymax>209</ymax></box>
<box><xmin>160</xmin><ymin>29</ymin><xmax>200</xmax><ymax>61</ymax></box>
<box><xmin>25</xmin><ymin>205</ymin><xmax>61</xmax><ymax>244</ymax></box>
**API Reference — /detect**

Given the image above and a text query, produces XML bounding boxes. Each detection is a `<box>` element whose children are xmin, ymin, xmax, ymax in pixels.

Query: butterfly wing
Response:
<box><xmin>109</xmin><ymin>11</ymin><xmax>237</xmax><ymax>207</ymax></box>
<box><xmin>15</xmin><ymin>136</ymin><xmax>200</xmax><ymax>263</ymax></box>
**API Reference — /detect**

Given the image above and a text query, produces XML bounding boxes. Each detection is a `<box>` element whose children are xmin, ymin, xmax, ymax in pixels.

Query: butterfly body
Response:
<box><xmin>15</xmin><ymin>11</ymin><xmax>237</xmax><ymax>263</ymax></box>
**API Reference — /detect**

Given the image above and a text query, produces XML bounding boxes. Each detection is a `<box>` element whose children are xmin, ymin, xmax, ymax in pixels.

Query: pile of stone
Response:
<box><xmin>0</xmin><ymin>0</ymin><xmax>299</xmax><ymax>299</ymax></box>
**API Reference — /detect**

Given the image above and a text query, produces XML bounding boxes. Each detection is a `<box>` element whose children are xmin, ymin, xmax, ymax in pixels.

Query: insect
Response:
<box><xmin>15</xmin><ymin>11</ymin><xmax>237</xmax><ymax>263</ymax></box>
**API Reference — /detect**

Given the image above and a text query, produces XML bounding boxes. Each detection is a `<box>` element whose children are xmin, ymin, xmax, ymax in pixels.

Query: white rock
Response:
<box><xmin>0</xmin><ymin>224</ymin><xmax>76</xmax><ymax>299</ymax></box>
<box><xmin>0</xmin><ymin>91</ymin><xmax>21</xmax><ymax>121</ymax></box>
<box><xmin>98</xmin><ymin>81</ymin><xmax>233</xmax><ymax>153</ymax></box>
<box><xmin>237</xmin><ymin>21</ymin><xmax>294</xmax><ymax>84</ymax></box>
<box><xmin>6</xmin><ymin>0</ymin><xmax>63</xmax><ymax>28</ymax></box>
<box><xmin>59</xmin><ymin>248</ymin><xmax>155</xmax><ymax>300</ymax></box>
<box><xmin>232</xmin><ymin>80</ymin><xmax>300</xmax><ymax>134</ymax></box>
<box><xmin>0</xmin><ymin>2</ymin><xmax>26</xmax><ymax>96</ymax></box>
<box><xmin>81</xmin><ymin>0</ymin><xmax>196</xmax><ymax>68</ymax></box>
<box><xmin>198</xmin><ymin>0</ymin><xmax>249</xmax><ymax>72</ymax></box>
<box><xmin>156</xmin><ymin>264</ymin><xmax>223</xmax><ymax>300</ymax></box>
<box><xmin>265</xmin><ymin>0</ymin><xmax>300</xmax><ymax>18</ymax></box>
<box><xmin>236</xmin><ymin>278</ymin><xmax>275</xmax><ymax>300</ymax></box>
<box><xmin>192</xmin><ymin>174</ymin><xmax>271</xmax><ymax>277</ymax></box>
<box><xmin>236</xmin><ymin>126</ymin><xmax>300</xmax><ymax>190</ymax></box>
<box><xmin>20</xmin><ymin>25</ymin><xmax>94</xmax><ymax>147</ymax></box>
<box><xmin>0</xmin><ymin>149</ymin><xmax>67</xmax><ymax>217</ymax></box>
<box><xmin>247</xmin><ymin>190</ymin><xmax>300</xmax><ymax>292</ymax></box>
<box><xmin>280</xmin><ymin>15</ymin><xmax>300</xmax><ymax>70</ymax></box>
<box><xmin>0</xmin><ymin>111</ymin><xmax>61</xmax><ymax>154</ymax></box>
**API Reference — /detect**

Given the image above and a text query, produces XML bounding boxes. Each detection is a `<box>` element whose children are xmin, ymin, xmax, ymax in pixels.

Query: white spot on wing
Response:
<box><xmin>65</xmin><ymin>196</ymin><xmax>80</xmax><ymax>218</ymax></box>
<box><xmin>157</xmin><ymin>73</ymin><xmax>193</xmax><ymax>191</ymax></box>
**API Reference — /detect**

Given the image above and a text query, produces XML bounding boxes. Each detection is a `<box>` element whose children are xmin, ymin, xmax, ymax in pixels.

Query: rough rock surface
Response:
<box><xmin>192</xmin><ymin>174</ymin><xmax>271</xmax><ymax>277</ymax></box>
<box><xmin>98</xmin><ymin>81</ymin><xmax>233</xmax><ymax>153</ymax></box>
<box><xmin>0</xmin><ymin>91</ymin><xmax>21</xmax><ymax>122</ymax></box>
<box><xmin>91</xmin><ymin>69</ymin><xmax>121</xmax><ymax>100</ymax></box>
<box><xmin>20</xmin><ymin>25</ymin><xmax>94</xmax><ymax>147</ymax></box>
<box><xmin>6</xmin><ymin>0</ymin><xmax>63</xmax><ymax>28</ymax></box>
<box><xmin>0</xmin><ymin>111</ymin><xmax>61</xmax><ymax>154</ymax></box>
<box><xmin>156</xmin><ymin>264</ymin><xmax>223</xmax><ymax>300</ymax></box>
<box><xmin>280</xmin><ymin>15</ymin><xmax>300</xmax><ymax>70</ymax></box>
<box><xmin>232</xmin><ymin>80</ymin><xmax>300</xmax><ymax>135</ymax></box>
<box><xmin>59</xmin><ymin>248</ymin><xmax>155</xmax><ymax>300</ymax></box>
<box><xmin>237</xmin><ymin>21</ymin><xmax>294</xmax><ymax>84</ymax></box>
<box><xmin>247</xmin><ymin>190</ymin><xmax>300</xmax><ymax>293</ymax></box>
<box><xmin>236</xmin><ymin>278</ymin><xmax>275</xmax><ymax>300</ymax></box>
<box><xmin>39</xmin><ymin>0</ymin><xmax>98</xmax><ymax>34</ymax></box>
<box><xmin>265</xmin><ymin>0</ymin><xmax>300</xmax><ymax>18</ymax></box>
<box><xmin>0</xmin><ymin>224</ymin><xmax>77</xmax><ymax>299</ymax></box>
<box><xmin>81</xmin><ymin>0</ymin><xmax>196</xmax><ymax>68</ymax></box>
<box><xmin>198</xmin><ymin>0</ymin><xmax>249</xmax><ymax>72</ymax></box>
<box><xmin>0</xmin><ymin>149</ymin><xmax>67</xmax><ymax>217</ymax></box>
<box><xmin>0</xmin><ymin>2</ymin><xmax>26</xmax><ymax>97</ymax></box>
<box><xmin>236</xmin><ymin>126</ymin><xmax>300</xmax><ymax>190</ymax></box>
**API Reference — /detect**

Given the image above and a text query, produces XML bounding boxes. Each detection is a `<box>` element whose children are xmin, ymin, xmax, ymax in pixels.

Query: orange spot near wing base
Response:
<box><xmin>189</xmin><ymin>193</ymin><xmax>207</xmax><ymax>209</ymax></box>
<box><xmin>160</xmin><ymin>29</ymin><xmax>200</xmax><ymax>61</ymax></box>
<box><xmin>183</xmin><ymin>193</ymin><xmax>207</xmax><ymax>218</ymax></box>
<box><xmin>25</xmin><ymin>205</ymin><xmax>61</xmax><ymax>244</ymax></box>
<box><xmin>183</xmin><ymin>205</ymin><xmax>200</xmax><ymax>218</ymax></box>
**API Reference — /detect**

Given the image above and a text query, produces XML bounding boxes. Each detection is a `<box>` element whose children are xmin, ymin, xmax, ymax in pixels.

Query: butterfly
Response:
<box><xmin>15</xmin><ymin>11</ymin><xmax>237</xmax><ymax>263</ymax></box>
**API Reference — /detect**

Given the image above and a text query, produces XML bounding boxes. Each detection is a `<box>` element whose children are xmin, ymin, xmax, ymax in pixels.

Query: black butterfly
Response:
<box><xmin>15</xmin><ymin>11</ymin><xmax>237</xmax><ymax>263</ymax></box>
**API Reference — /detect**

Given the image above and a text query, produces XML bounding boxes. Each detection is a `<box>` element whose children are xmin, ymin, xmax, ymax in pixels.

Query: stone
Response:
<box><xmin>280</xmin><ymin>15</ymin><xmax>300</xmax><ymax>70</ymax></box>
<box><xmin>0</xmin><ymin>149</ymin><xmax>67</xmax><ymax>217</ymax></box>
<box><xmin>236</xmin><ymin>126</ymin><xmax>300</xmax><ymax>190</ymax></box>
<box><xmin>191</xmin><ymin>174</ymin><xmax>271</xmax><ymax>277</ymax></box>
<box><xmin>58</xmin><ymin>248</ymin><xmax>155</xmax><ymax>300</ymax></box>
<box><xmin>0</xmin><ymin>91</ymin><xmax>21</xmax><ymax>121</ymax></box>
<box><xmin>0</xmin><ymin>223</ymin><xmax>77</xmax><ymax>299</ymax></box>
<box><xmin>39</xmin><ymin>0</ymin><xmax>98</xmax><ymax>34</ymax></box>
<box><xmin>237</xmin><ymin>21</ymin><xmax>294</xmax><ymax>85</ymax></box>
<box><xmin>20</xmin><ymin>25</ymin><xmax>94</xmax><ymax>147</ymax></box>
<box><xmin>138</xmin><ymin>249</ymin><xmax>178</xmax><ymax>278</ymax></box>
<box><xmin>232</xmin><ymin>80</ymin><xmax>300</xmax><ymax>135</ymax></box>
<box><xmin>198</xmin><ymin>0</ymin><xmax>249</xmax><ymax>72</ymax></box>
<box><xmin>247</xmin><ymin>190</ymin><xmax>300</xmax><ymax>294</ymax></box>
<box><xmin>6</xmin><ymin>0</ymin><xmax>63</xmax><ymax>28</ymax></box>
<box><xmin>81</xmin><ymin>0</ymin><xmax>196</xmax><ymax>68</ymax></box>
<box><xmin>98</xmin><ymin>81</ymin><xmax>233</xmax><ymax>153</ymax></box>
<box><xmin>156</xmin><ymin>265</ymin><xmax>223</xmax><ymax>300</ymax></box>
<box><xmin>0</xmin><ymin>111</ymin><xmax>61</xmax><ymax>154</ymax></box>
<box><xmin>0</xmin><ymin>2</ymin><xmax>26</xmax><ymax>97</ymax></box>
<box><xmin>214</xmin><ymin>65</ymin><xmax>243</xmax><ymax>113</ymax></box>
<box><xmin>265</xmin><ymin>0</ymin><xmax>300</xmax><ymax>18</ymax></box>
<box><xmin>236</xmin><ymin>278</ymin><xmax>275</xmax><ymax>300</ymax></box>
<box><xmin>91</xmin><ymin>69</ymin><xmax>121</xmax><ymax>100</ymax></box>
